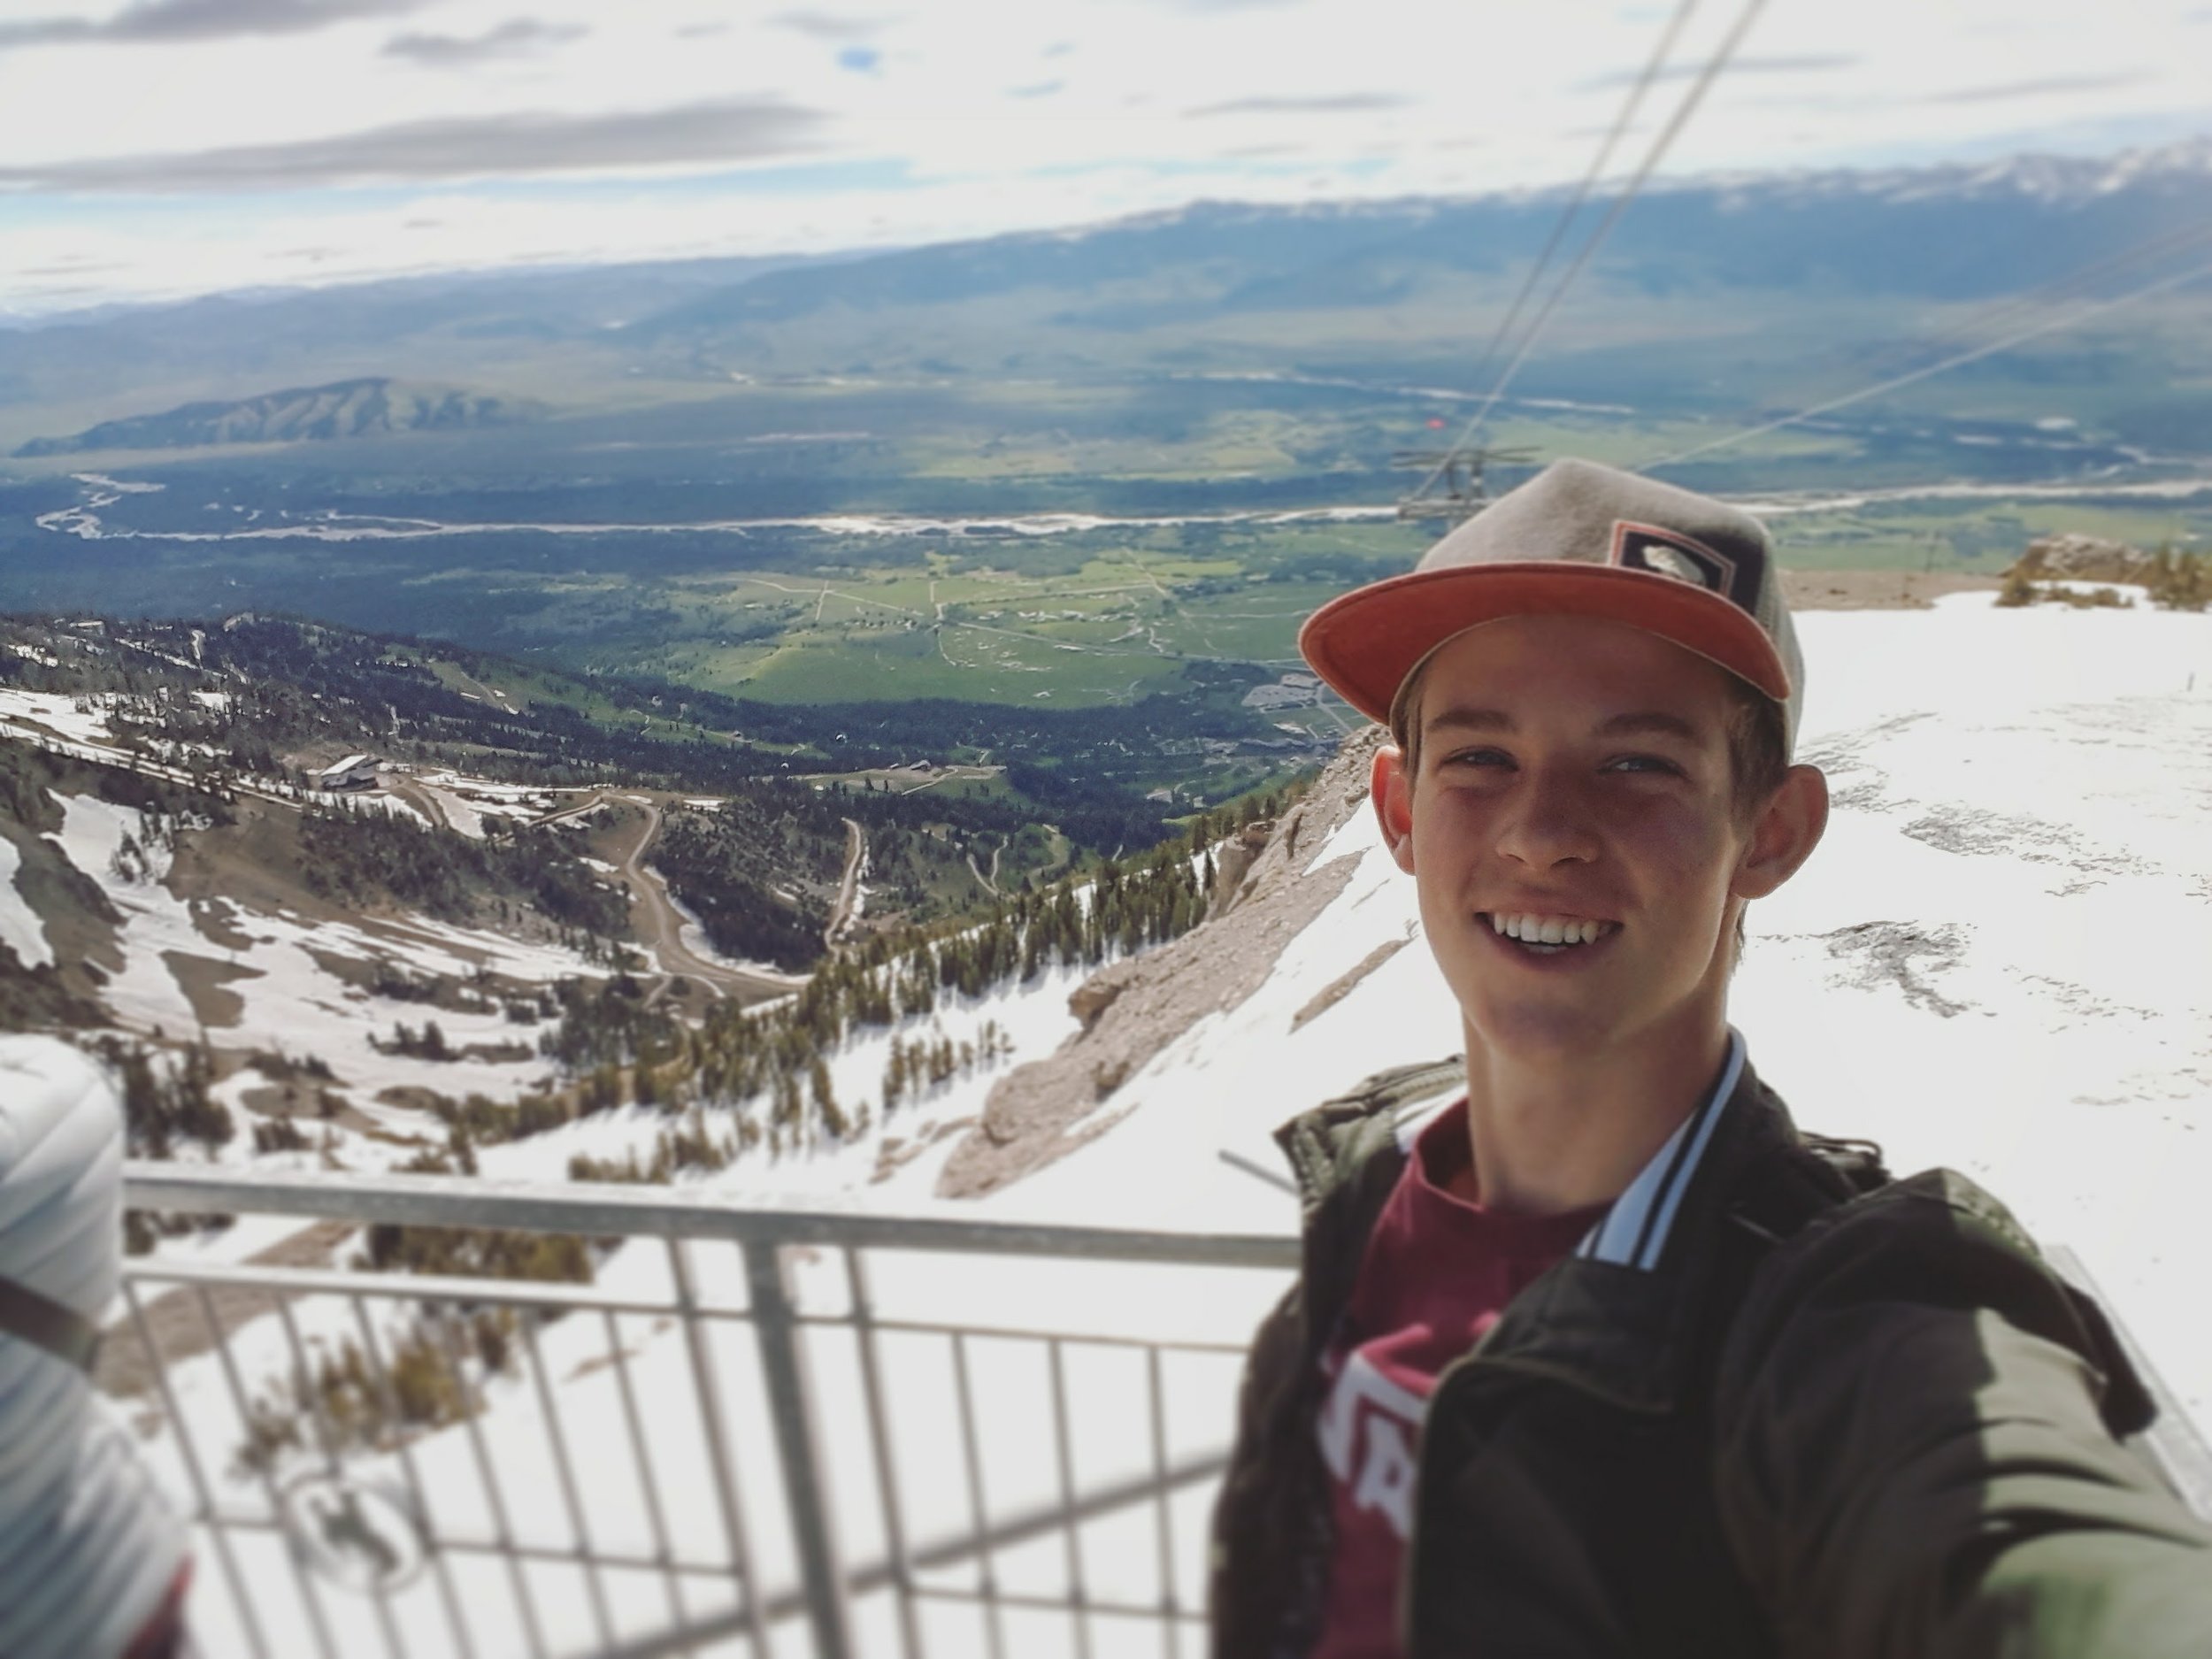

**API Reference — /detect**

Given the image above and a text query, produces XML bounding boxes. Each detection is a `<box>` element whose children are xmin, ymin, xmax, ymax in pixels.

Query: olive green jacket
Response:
<box><xmin>1209</xmin><ymin>1056</ymin><xmax>2212</xmax><ymax>1658</ymax></box>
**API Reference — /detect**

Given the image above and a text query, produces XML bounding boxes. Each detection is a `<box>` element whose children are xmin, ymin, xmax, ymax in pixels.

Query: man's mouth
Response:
<box><xmin>1480</xmin><ymin>912</ymin><xmax>1619</xmax><ymax>955</ymax></box>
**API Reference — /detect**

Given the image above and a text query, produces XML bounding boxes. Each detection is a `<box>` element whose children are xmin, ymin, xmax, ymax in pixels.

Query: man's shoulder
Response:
<box><xmin>1725</xmin><ymin>1157</ymin><xmax>2157</xmax><ymax>1422</ymax></box>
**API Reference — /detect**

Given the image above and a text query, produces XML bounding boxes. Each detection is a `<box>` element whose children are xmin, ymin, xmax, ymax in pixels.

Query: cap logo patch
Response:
<box><xmin>1610</xmin><ymin>520</ymin><xmax>1758</xmax><ymax>611</ymax></box>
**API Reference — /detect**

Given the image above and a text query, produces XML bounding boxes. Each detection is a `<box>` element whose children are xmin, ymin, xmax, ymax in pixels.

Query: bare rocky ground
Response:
<box><xmin>98</xmin><ymin>1219</ymin><xmax>357</xmax><ymax>1404</ymax></box>
<box><xmin>936</xmin><ymin>728</ymin><xmax>1386</xmax><ymax>1198</ymax></box>
<box><xmin>1782</xmin><ymin>570</ymin><xmax>2002</xmax><ymax>611</ymax></box>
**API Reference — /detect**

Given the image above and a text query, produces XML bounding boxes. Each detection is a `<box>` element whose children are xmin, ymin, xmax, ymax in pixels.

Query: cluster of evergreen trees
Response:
<box><xmin>234</xmin><ymin>1311</ymin><xmax>514</xmax><ymax>1477</ymax></box>
<box><xmin>300</xmin><ymin>803</ymin><xmax>626</xmax><ymax>937</ymax></box>
<box><xmin>2146</xmin><ymin>548</ymin><xmax>2211</xmax><ymax>611</ymax></box>
<box><xmin>527</xmin><ymin>837</ymin><xmax>1224</xmax><ymax>1163</ymax></box>
<box><xmin>96</xmin><ymin>1038</ymin><xmax>233</xmax><ymax>1157</ymax></box>
<box><xmin>1997</xmin><ymin>547</ymin><xmax>2211</xmax><ymax>611</ymax></box>
<box><xmin>883</xmin><ymin>1020</ymin><xmax>1010</xmax><ymax>1107</ymax></box>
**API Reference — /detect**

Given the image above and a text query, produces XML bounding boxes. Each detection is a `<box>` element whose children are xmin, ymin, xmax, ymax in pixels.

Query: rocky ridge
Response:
<box><xmin>936</xmin><ymin>727</ymin><xmax>1386</xmax><ymax>1197</ymax></box>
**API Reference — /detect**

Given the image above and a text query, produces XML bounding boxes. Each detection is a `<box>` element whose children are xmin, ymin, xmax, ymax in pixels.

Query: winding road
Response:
<box><xmin>557</xmin><ymin>795</ymin><xmax>806</xmax><ymax>1002</ymax></box>
<box><xmin>825</xmin><ymin>817</ymin><xmax>867</xmax><ymax>946</ymax></box>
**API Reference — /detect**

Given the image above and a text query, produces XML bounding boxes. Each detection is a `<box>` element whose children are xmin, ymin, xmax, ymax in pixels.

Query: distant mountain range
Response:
<box><xmin>4</xmin><ymin>137</ymin><xmax>2208</xmax><ymax>436</ymax></box>
<box><xmin>12</xmin><ymin>377</ymin><xmax>537</xmax><ymax>457</ymax></box>
<box><xmin>635</xmin><ymin>137</ymin><xmax>2212</xmax><ymax>341</ymax></box>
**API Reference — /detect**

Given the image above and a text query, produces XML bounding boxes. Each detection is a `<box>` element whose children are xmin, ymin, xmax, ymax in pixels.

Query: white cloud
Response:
<box><xmin>0</xmin><ymin>0</ymin><xmax>2205</xmax><ymax>311</ymax></box>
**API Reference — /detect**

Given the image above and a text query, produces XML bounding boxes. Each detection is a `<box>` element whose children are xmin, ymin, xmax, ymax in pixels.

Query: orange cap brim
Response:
<box><xmin>1297</xmin><ymin>561</ymin><xmax>1793</xmax><ymax>728</ymax></box>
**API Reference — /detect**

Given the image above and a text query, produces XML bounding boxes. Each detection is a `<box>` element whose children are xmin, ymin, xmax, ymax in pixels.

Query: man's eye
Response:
<box><xmin>1443</xmin><ymin>747</ymin><xmax>1513</xmax><ymax>770</ymax></box>
<box><xmin>1605</xmin><ymin>754</ymin><xmax>1681</xmax><ymax>775</ymax></box>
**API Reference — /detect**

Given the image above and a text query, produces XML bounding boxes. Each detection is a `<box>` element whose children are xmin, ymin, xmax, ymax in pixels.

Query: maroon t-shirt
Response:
<box><xmin>1310</xmin><ymin>1103</ymin><xmax>1606</xmax><ymax>1659</ymax></box>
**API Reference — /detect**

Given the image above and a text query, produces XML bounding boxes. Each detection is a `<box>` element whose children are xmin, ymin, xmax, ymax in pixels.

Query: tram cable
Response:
<box><xmin>1637</xmin><ymin>246</ymin><xmax>2212</xmax><ymax>474</ymax></box>
<box><xmin>1409</xmin><ymin>0</ymin><xmax>1770</xmax><ymax>507</ymax></box>
<box><xmin>1461</xmin><ymin>0</ymin><xmax>1702</xmax><ymax>400</ymax></box>
<box><xmin>1793</xmin><ymin>216</ymin><xmax>2212</xmax><ymax>404</ymax></box>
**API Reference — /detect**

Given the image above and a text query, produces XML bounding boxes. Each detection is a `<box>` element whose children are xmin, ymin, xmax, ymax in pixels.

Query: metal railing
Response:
<box><xmin>116</xmin><ymin>1164</ymin><xmax>1300</xmax><ymax>1659</ymax></box>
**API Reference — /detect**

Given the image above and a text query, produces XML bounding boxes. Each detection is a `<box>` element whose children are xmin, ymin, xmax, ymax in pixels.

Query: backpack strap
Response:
<box><xmin>0</xmin><ymin>1274</ymin><xmax>103</xmax><ymax>1373</ymax></box>
<box><xmin>1725</xmin><ymin>1134</ymin><xmax>1891</xmax><ymax>1248</ymax></box>
<box><xmin>1328</xmin><ymin>1056</ymin><xmax>1466</xmax><ymax>1125</ymax></box>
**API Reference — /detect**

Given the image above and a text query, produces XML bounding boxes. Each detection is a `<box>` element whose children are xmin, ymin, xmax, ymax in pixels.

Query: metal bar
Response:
<box><xmin>900</xmin><ymin>1449</ymin><xmax>1231</xmax><ymax>1581</ymax></box>
<box><xmin>520</xmin><ymin>1312</ymin><xmax>617</xmax><ymax>1649</ymax></box>
<box><xmin>601</xmin><ymin>1307</ymin><xmax>688</xmax><ymax>1631</ymax></box>
<box><xmin>1148</xmin><ymin>1346</ymin><xmax>1181</xmax><ymax>1659</ymax></box>
<box><xmin>1048</xmin><ymin>1338</ymin><xmax>1095</xmax><ymax>1659</ymax></box>
<box><xmin>346</xmin><ymin>1294</ymin><xmax>479</xmax><ymax>1659</ymax></box>
<box><xmin>667</xmin><ymin>1238</ymin><xmax>771</xmax><ymax>1655</ymax></box>
<box><xmin>949</xmin><ymin>1332</ymin><xmax>1009</xmax><ymax>1659</ymax></box>
<box><xmin>744</xmin><ymin>1240</ymin><xmax>856</xmax><ymax>1659</ymax></box>
<box><xmin>123</xmin><ymin>1163</ymin><xmax>1302</xmax><ymax>1268</ymax></box>
<box><xmin>193</xmin><ymin>1284</ymin><xmax>342</xmax><ymax>1659</ymax></box>
<box><xmin>594</xmin><ymin>1582</ymin><xmax>1212</xmax><ymax>1659</ymax></box>
<box><xmin>181</xmin><ymin>1508</ymin><xmax>767</xmax><ymax>1578</ymax></box>
<box><xmin>430</xmin><ymin>1309</ymin><xmax>549</xmax><ymax>1659</ymax></box>
<box><xmin>125</xmin><ymin>1256</ymin><xmax>682</xmax><ymax>1317</ymax></box>
<box><xmin>191</xmin><ymin>1442</ymin><xmax>1233</xmax><ymax>1590</ymax></box>
<box><xmin>805</xmin><ymin>1312</ymin><xmax>1252</xmax><ymax>1356</ymax></box>
<box><xmin>385</xmin><ymin>1445</ymin><xmax>1238</xmax><ymax>1659</ymax></box>
<box><xmin>121</xmin><ymin>1279</ymin><xmax>273</xmax><ymax>1659</ymax></box>
<box><xmin>847</xmin><ymin>1249</ymin><xmax>924</xmax><ymax>1659</ymax></box>
<box><xmin>272</xmin><ymin>1295</ymin><xmax>407</xmax><ymax>1659</ymax></box>
<box><xmin>915</xmin><ymin>1585</ymin><xmax>1212</xmax><ymax>1621</ymax></box>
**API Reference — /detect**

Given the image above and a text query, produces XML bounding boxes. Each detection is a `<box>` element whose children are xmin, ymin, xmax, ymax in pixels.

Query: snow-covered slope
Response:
<box><xmin>86</xmin><ymin>589</ymin><xmax>2212</xmax><ymax>1659</ymax></box>
<box><xmin>979</xmin><ymin>593</ymin><xmax>2212</xmax><ymax>1418</ymax></box>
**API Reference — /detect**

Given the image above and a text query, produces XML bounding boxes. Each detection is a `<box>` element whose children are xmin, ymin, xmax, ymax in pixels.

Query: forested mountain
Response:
<box><xmin>15</xmin><ymin>378</ymin><xmax>533</xmax><ymax>457</ymax></box>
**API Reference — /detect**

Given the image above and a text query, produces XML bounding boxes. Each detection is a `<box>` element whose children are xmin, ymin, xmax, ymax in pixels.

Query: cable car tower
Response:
<box><xmin>1392</xmin><ymin>444</ymin><xmax>1537</xmax><ymax>526</ymax></box>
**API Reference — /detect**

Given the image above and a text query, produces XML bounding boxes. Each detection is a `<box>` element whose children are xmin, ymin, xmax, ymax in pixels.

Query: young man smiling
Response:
<box><xmin>1210</xmin><ymin>458</ymin><xmax>2212</xmax><ymax>1658</ymax></box>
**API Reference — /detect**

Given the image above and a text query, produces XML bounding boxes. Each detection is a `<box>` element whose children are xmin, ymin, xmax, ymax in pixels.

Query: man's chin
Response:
<box><xmin>1461</xmin><ymin>996</ymin><xmax>1624</xmax><ymax>1063</ymax></box>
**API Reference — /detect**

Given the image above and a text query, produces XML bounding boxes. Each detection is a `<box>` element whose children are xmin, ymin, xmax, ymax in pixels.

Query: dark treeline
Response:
<box><xmin>93</xmin><ymin>1037</ymin><xmax>232</xmax><ymax>1157</ymax></box>
<box><xmin>537</xmin><ymin>837</ymin><xmax>1216</xmax><ymax>1155</ymax></box>
<box><xmin>299</xmin><ymin>803</ymin><xmax>627</xmax><ymax>938</ymax></box>
<box><xmin>653</xmin><ymin>799</ymin><xmax>832</xmax><ymax>972</ymax></box>
<box><xmin>653</xmin><ymin>770</ymin><xmax>1182</xmax><ymax>967</ymax></box>
<box><xmin>111</xmin><ymin>613</ymin><xmax>1260</xmax><ymax>787</ymax></box>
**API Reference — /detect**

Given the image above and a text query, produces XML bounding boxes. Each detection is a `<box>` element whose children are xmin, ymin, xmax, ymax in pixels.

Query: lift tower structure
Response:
<box><xmin>1391</xmin><ymin>444</ymin><xmax>1537</xmax><ymax>526</ymax></box>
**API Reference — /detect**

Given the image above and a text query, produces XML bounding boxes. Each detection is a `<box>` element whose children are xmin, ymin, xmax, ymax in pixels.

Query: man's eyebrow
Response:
<box><xmin>1422</xmin><ymin>707</ymin><xmax>1515</xmax><ymax>735</ymax></box>
<box><xmin>1594</xmin><ymin>710</ymin><xmax>1706</xmax><ymax>742</ymax></box>
<box><xmin>1422</xmin><ymin>709</ymin><xmax>1708</xmax><ymax>741</ymax></box>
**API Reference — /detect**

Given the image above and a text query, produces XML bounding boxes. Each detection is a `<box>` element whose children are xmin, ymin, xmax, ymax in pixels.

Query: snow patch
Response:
<box><xmin>0</xmin><ymin>835</ymin><xmax>53</xmax><ymax>968</ymax></box>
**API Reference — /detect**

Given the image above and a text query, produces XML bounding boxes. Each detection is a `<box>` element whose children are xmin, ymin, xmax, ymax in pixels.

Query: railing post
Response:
<box><xmin>744</xmin><ymin>1240</ymin><xmax>856</xmax><ymax>1659</ymax></box>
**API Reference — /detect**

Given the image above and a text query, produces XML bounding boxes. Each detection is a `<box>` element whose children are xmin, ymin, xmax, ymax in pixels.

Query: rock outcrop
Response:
<box><xmin>2008</xmin><ymin>533</ymin><xmax>2154</xmax><ymax>587</ymax></box>
<box><xmin>935</xmin><ymin>728</ymin><xmax>1386</xmax><ymax>1198</ymax></box>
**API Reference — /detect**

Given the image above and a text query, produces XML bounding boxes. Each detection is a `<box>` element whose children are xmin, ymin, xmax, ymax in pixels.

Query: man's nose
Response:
<box><xmin>1494</xmin><ymin>772</ymin><xmax>1600</xmax><ymax>868</ymax></box>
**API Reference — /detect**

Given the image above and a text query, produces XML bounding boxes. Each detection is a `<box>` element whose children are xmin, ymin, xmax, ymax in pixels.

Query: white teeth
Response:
<box><xmin>1488</xmin><ymin>913</ymin><xmax>1608</xmax><ymax>946</ymax></box>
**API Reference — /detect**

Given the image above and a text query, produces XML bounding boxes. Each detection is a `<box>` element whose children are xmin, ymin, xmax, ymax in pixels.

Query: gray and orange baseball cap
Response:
<box><xmin>1298</xmin><ymin>457</ymin><xmax>1804</xmax><ymax>752</ymax></box>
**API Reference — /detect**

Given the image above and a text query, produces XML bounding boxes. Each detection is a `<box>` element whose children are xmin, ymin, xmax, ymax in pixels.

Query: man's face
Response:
<box><xmin>1375</xmin><ymin>614</ymin><xmax>1788</xmax><ymax>1065</ymax></box>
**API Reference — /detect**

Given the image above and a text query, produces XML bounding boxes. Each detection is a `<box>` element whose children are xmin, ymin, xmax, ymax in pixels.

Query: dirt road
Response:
<box><xmin>612</xmin><ymin>798</ymin><xmax>803</xmax><ymax>1001</ymax></box>
<box><xmin>825</xmin><ymin>817</ymin><xmax>866</xmax><ymax>946</ymax></box>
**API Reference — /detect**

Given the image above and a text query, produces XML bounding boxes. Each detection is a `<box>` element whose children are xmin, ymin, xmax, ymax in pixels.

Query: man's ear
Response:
<box><xmin>1371</xmin><ymin>743</ymin><xmax>1417</xmax><ymax>875</ymax></box>
<box><xmin>1732</xmin><ymin>763</ymin><xmax>1828</xmax><ymax>901</ymax></box>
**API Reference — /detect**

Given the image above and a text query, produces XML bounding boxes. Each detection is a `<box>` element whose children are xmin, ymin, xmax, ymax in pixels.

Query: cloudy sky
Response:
<box><xmin>0</xmin><ymin>0</ymin><xmax>2206</xmax><ymax>315</ymax></box>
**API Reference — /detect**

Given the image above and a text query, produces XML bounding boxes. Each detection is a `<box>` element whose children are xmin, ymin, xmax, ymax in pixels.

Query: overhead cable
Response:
<box><xmin>1463</xmin><ymin>0</ymin><xmax>1701</xmax><ymax>396</ymax></box>
<box><xmin>1405</xmin><ymin>0</ymin><xmax>1709</xmax><ymax>507</ymax></box>
<box><xmin>1836</xmin><ymin>217</ymin><xmax>2212</xmax><ymax>392</ymax></box>
<box><xmin>1439</xmin><ymin>0</ymin><xmax>1771</xmax><ymax>460</ymax></box>
<box><xmin>1636</xmin><ymin>251</ymin><xmax>2212</xmax><ymax>473</ymax></box>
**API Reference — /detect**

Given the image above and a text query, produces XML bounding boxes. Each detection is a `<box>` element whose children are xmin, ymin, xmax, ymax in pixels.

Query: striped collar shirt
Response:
<box><xmin>1574</xmin><ymin>1028</ymin><xmax>1746</xmax><ymax>1271</ymax></box>
<box><xmin>1391</xmin><ymin>1028</ymin><xmax>1747</xmax><ymax>1275</ymax></box>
